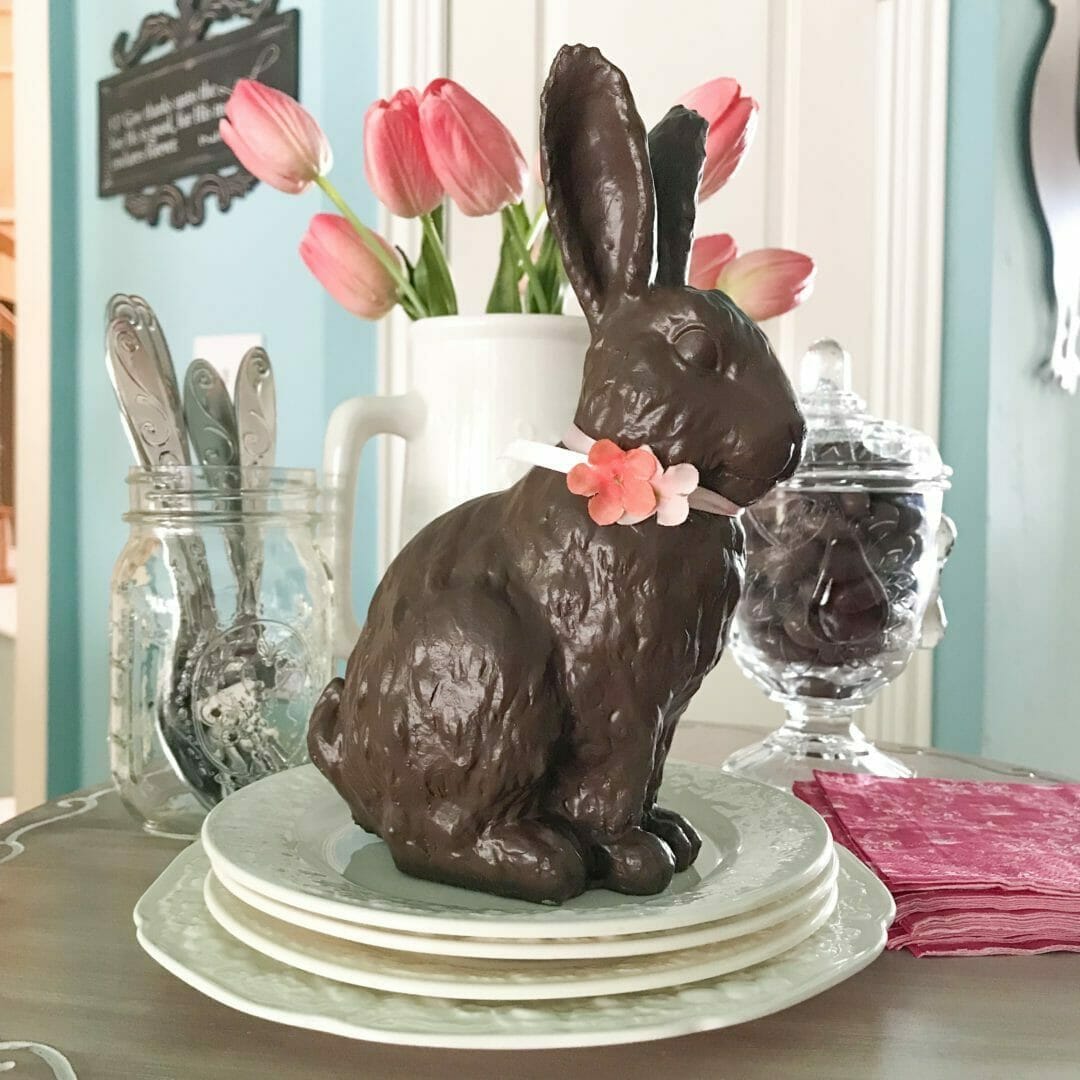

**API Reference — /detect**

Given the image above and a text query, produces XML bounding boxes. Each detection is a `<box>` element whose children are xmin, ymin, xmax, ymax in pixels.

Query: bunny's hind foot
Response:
<box><xmin>643</xmin><ymin>806</ymin><xmax>702</xmax><ymax>873</ymax></box>
<box><xmin>591</xmin><ymin>827</ymin><xmax>676</xmax><ymax>895</ymax></box>
<box><xmin>388</xmin><ymin>819</ymin><xmax>588</xmax><ymax>904</ymax></box>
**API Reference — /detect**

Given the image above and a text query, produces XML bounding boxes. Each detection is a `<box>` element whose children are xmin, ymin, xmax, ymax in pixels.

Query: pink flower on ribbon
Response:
<box><xmin>652</xmin><ymin>463</ymin><xmax>700</xmax><ymax>526</ymax></box>
<box><xmin>678</xmin><ymin>78</ymin><xmax>758</xmax><ymax>199</ymax></box>
<box><xmin>689</xmin><ymin>234</ymin><xmax>815</xmax><ymax>322</ymax></box>
<box><xmin>567</xmin><ymin>440</ymin><xmax>659</xmax><ymax>526</ymax></box>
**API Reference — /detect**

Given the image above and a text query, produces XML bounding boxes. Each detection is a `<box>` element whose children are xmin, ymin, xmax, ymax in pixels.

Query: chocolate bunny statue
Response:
<box><xmin>309</xmin><ymin>45</ymin><xmax>805</xmax><ymax>904</ymax></box>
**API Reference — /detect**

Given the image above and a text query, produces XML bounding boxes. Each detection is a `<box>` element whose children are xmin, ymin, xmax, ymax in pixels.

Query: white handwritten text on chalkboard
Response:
<box><xmin>106</xmin><ymin>78</ymin><xmax>232</xmax><ymax>176</ymax></box>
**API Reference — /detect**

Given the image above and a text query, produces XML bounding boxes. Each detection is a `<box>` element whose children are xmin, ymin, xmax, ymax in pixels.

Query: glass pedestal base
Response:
<box><xmin>721</xmin><ymin>705</ymin><xmax>913</xmax><ymax>788</ymax></box>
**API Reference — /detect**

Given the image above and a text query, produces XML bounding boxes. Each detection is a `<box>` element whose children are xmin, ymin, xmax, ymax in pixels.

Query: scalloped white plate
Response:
<box><xmin>135</xmin><ymin>844</ymin><xmax>893</xmax><ymax>1049</ymax></box>
<box><xmin>203</xmin><ymin>867</ymin><xmax>837</xmax><ymax>1000</ymax></box>
<box><xmin>202</xmin><ymin>762</ymin><xmax>832</xmax><ymax>939</ymax></box>
<box><xmin>210</xmin><ymin>850</ymin><xmax>839</xmax><ymax>960</ymax></box>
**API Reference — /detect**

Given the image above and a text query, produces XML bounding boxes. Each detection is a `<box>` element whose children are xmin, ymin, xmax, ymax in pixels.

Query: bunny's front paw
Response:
<box><xmin>593</xmin><ymin>828</ymin><xmax>676</xmax><ymax>895</ymax></box>
<box><xmin>644</xmin><ymin>806</ymin><xmax>702</xmax><ymax>873</ymax></box>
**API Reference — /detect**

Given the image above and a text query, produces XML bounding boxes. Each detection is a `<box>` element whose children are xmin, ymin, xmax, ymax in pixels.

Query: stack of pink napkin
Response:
<box><xmin>793</xmin><ymin>771</ymin><xmax>1080</xmax><ymax>956</ymax></box>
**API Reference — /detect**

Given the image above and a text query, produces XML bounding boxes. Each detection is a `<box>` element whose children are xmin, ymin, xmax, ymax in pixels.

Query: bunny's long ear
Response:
<box><xmin>541</xmin><ymin>45</ymin><xmax>654</xmax><ymax>328</ymax></box>
<box><xmin>648</xmin><ymin>106</ymin><xmax>708</xmax><ymax>288</ymax></box>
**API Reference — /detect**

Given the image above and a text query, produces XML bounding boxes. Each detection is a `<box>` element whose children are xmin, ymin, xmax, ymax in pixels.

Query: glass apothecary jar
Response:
<box><xmin>109</xmin><ymin>467</ymin><xmax>332</xmax><ymax>837</ymax></box>
<box><xmin>725</xmin><ymin>340</ymin><xmax>955</xmax><ymax>787</ymax></box>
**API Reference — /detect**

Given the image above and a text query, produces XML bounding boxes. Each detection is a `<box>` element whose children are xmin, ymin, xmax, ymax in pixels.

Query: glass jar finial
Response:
<box><xmin>799</xmin><ymin>337</ymin><xmax>853</xmax><ymax>397</ymax></box>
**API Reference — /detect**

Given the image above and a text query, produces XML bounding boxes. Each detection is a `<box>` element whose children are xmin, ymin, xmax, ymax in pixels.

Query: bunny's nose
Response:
<box><xmin>778</xmin><ymin>426</ymin><xmax>806</xmax><ymax>480</ymax></box>
<box><xmin>792</xmin><ymin>419</ymin><xmax>808</xmax><ymax>458</ymax></box>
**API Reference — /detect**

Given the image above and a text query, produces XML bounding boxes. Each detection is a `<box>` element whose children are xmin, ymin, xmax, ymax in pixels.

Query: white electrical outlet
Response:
<box><xmin>192</xmin><ymin>333</ymin><xmax>265</xmax><ymax>396</ymax></box>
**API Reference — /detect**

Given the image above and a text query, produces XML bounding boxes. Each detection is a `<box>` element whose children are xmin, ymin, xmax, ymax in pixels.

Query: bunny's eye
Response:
<box><xmin>673</xmin><ymin>326</ymin><xmax>720</xmax><ymax>372</ymax></box>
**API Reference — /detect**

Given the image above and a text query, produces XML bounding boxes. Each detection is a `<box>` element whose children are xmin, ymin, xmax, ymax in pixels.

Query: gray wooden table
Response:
<box><xmin>2</xmin><ymin>723</ymin><xmax>1078</xmax><ymax>1080</ymax></box>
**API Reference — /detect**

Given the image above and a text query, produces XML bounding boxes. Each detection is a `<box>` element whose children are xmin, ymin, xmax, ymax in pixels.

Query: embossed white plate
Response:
<box><xmin>203</xmin><ymin>868</ymin><xmax>837</xmax><ymax>999</ymax></box>
<box><xmin>135</xmin><ymin>844</ymin><xmax>893</xmax><ymax>1049</ymax></box>
<box><xmin>211</xmin><ymin>851</ymin><xmax>839</xmax><ymax>960</ymax></box>
<box><xmin>202</xmin><ymin>762</ymin><xmax>832</xmax><ymax>938</ymax></box>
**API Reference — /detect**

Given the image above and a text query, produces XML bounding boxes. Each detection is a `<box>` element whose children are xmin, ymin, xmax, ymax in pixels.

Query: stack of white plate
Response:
<box><xmin>134</xmin><ymin>761</ymin><xmax>894</xmax><ymax>1049</ymax></box>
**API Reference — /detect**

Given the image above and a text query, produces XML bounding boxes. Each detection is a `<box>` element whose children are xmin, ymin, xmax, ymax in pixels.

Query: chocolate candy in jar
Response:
<box><xmin>726</xmin><ymin>339</ymin><xmax>955</xmax><ymax>787</ymax></box>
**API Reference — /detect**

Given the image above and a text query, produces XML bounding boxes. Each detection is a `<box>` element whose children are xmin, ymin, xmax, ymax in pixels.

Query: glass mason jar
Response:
<box><xmin>725</xmin><ymin>340</ymin><xmax>955</xmax><ymax>787</ymax></box>
<box><xmin>109</xmin><ymin>466</ymin><xmax>332</xmax><ymax>837</ymax></box>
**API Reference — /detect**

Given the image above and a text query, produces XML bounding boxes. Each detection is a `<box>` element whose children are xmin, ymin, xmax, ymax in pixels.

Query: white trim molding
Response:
<box><xmin>12</xmin><ymin>0</ymin><xmax>54</xmax><ymax>808</ymax></box>
<box><xmin>862</xmin><ymin>0</ymin><xmax>949</xmax><ymax>747</ymax></box>
<box><xmin>375</xmin><ymin>0</ymin><xmax>449</xmax><ymax>569</ymax></box>
<box><xmin>763</xmin><ymin>0</ymin><xmax>804</xmax><ymax>368</ymax></box>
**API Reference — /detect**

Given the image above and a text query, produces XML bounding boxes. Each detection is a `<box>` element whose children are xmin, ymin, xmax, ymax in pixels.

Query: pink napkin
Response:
<box><xmin>793</xmin><ymin>772</ymin><xmax>1080</xmax><ymax>956</ymax></box>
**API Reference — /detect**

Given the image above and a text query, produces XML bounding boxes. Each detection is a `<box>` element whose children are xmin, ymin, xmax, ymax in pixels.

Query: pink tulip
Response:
<box><xmin>691</xmin><ymin>234</ymin><xmax>812</xmax><ymax>317</ymax></box>
<box><xmin>299</xmin><ymin>214</ymin><xmax>400</xmax><ymax>319</ymax></box>
<box><xmin>688</xmin><ymin>233</ymin><xmax>738</xmax><ymax>290</ymax></box>
<box><xmin>720</xmin><ymin>249</ymin><xmax>815</xmax><ymax>321</ymax></box>
<box><xmin>679</xmin><ymin>77</ymin><xmax>758</xmax><ymax>199</ymax></box>
<box><xmin>418</xmin><ymin>79</ymin><xmax>528</xmax><ymax>216</ymax></box>
<box><xmin>691</xmin><ymin>235</ymin><xmax>815</xmax><ymax>321</ymax></box>
<box><xmin>364</xmin><ymin>88</ymin><xmax>443</xmax><ymax>217</ymax></box>
<box><xmin>220</xmin><ymin>79</ymin><xmax>332</xmax><ymax>194</ymax></box>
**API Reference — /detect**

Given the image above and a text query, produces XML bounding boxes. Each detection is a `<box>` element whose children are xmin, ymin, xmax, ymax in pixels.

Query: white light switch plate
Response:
<box><xmin>192</xmin><ymin>333</ymin><xmax>265</xmax><ymax>397</ymax></box>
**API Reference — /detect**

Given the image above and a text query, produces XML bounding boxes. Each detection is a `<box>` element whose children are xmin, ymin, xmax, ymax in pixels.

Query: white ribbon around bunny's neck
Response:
<box><xmin>503</xmin><ymin>425</ymin><xmax>744</xmax><ymax>523</ymax></box>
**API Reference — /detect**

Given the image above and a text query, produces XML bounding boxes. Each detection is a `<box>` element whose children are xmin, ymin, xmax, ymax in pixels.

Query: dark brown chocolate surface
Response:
<box><xmin>740</xmin><ymin>480</ymin><xmax>931</xmax><ymax>678</ymax></box>
<box><xmin>308</xmin><ymin>44</ymin><xmax>805</xmax><ymax>904</ymax></box>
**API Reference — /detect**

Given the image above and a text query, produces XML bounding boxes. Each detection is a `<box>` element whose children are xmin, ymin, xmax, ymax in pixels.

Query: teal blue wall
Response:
<box><xmin>48</xmin><ymin>0</ymin><xmax>81</xmax><ymax>795</ymax></box>
<box><xmin>50</xmin><ymin>0</ymin><xmax>381</xmax><ymax>791</ymax></box>
<box><xmin>936</xmin><ymin>0</ymin><xmax>1080</xmax><ymax>776</ymax></box>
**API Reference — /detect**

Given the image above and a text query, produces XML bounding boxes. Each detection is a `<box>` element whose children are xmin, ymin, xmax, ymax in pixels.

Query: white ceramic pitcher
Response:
<box><xmin>322</xmin><ymin>314</ymin><xmax>589</xmax><ymax>656</ymax></box>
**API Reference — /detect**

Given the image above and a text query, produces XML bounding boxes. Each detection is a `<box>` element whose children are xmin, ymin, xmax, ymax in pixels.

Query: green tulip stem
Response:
<box><xmin>503</xmin><ymin>204</ymin><xmax>550</xmax><ymax>314</ymax></box>
<box><xmin>420</xmin><ymin>212</ymin><xmax>458</xmax><ymax>316</ymax></box>
<box><xmin>526</xmin><ymin>207</ymin><xmax>549</xmax><ymax>251</ymax></box>
<box><xmin>315</xmin><ymin>175</ymin><xmax>428</xmax><ymax>317</ymax></box>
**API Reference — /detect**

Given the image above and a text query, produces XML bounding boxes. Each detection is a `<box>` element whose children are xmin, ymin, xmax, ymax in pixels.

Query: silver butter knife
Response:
<box><xmin>183</xmin><ymin>358</ymin><xmax>250</xmax><ymax>611</ymax></box>
<box><xmin>233</xmin><ymin>346</ymin><xmax>276</xmax><ymax>617</ymax></box>
<box><xmin>234</xmin><ymin>346</ymin><xmax>277</xmax><ymax>469</ymax></box>
<box><xmin>183</xmin><ymin>359</ymin><xmax>242</xmax><ymax>470</ymax></box>
<box><xmin>105</xmin><ymin>307</ymin><xmax>221</xmax><ymax>808</ymax></box>
<box><xmin>105</xmin><ymin>315</ymin><xmax>189</xmax><ymax>468</ymax></box>
<box><xmin>107</xmin><ymin>294</ymin><xmax>185</xmax><ymax>440</ymax></box>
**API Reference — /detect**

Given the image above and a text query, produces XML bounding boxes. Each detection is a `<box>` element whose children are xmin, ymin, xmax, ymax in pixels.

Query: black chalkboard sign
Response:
<box><xmin>98</xmin><ymin>5</ymin><xmax>300</xmax><ymax>227</ymax></box>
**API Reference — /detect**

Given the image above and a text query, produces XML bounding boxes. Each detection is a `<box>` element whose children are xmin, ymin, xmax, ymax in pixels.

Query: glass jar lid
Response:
<box><xmin>780</xmin><ymin>338</ymin><xmax>951</xmax><ymax>491</ymax></box>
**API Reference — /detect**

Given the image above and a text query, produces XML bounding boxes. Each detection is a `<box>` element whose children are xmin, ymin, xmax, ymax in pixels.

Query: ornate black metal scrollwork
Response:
<box><xmin>107</xmin><ymin>0</ymin><xmax>285</xmax><ymax>229</ymax></box>
<box><xmin>112</xmin><ymin>0</ymin><xmax>279</xmax><ymax>72</ymax></box>
<box><xmin>123</xmin><ymin>170</ymin><xmax>259</xmax><ymax>229</ymax></box>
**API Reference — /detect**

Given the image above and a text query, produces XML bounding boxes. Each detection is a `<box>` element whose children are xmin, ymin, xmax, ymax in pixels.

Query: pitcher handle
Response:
<box><xmin>322</xmin><ymin>392</ymin><xmax>425</xmax><ymax>658</ymax></box>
